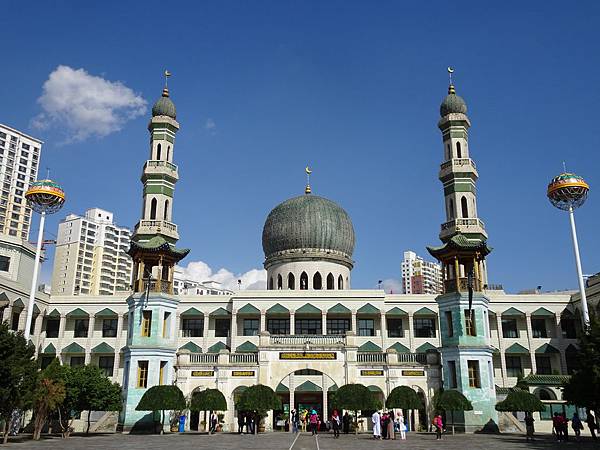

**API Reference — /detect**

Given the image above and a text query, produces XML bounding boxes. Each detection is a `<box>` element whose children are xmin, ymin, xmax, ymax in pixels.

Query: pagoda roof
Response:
<box><xmin>427</xmin><ymin>234</ymin><xmax>492</xmax><ymax>259</ymax></box>
<box><xmin>128</xmin><ymin>235</ymin><xmax>190</xmax><ymax>261</ymax></box>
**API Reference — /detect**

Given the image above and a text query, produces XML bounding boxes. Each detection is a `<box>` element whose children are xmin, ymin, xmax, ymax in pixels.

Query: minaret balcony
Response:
<box><xmin>134</xmin><ymin>219</ymin><xmax>179</xmax><ymax>240</ymax></box>
<box><xmin>439</xmin><ymin>158</ymin><xmax>478</xmax><ymax>180</ymax></box>
<box><xmin>143</xmin><ymin>160</ymin><xmax>179</xmax><ymax>179</ymax></box>
<box><xmin>440</xmin><ymin>218</ymin><xmax>487</xmax><ymax>241</ymax></box>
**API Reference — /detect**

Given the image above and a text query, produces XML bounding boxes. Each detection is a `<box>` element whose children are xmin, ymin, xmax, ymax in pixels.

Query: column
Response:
<box><xmin>321</xmin><ymin>311</ymin><xmax>327</xmax><ymax>335</ymax></box>
<box><xmin>555</xmin><ymin>315</ymin><xmax>567</xmax><ymax>374</ymax></box>
<box><xmin>380</xmin><ymin>312</ymin><xmax>387</xmax><ymax>348</ymax></box>
<box><xmin>351</xmin><ymin>311</ymin><xmax>357</xmax><ymax>335</ymax></box>
<box><xmin>525</xmin><ymin>313</ymin><xmax>536</xmax><ymax>374</ymax></box>
<box><xmin>289</xmin><ymin>373</ymin><xmax>295</xmax><ymax>428</ymax></box>
<box><xmin>114</xmin><ymin>314</ymin><xmax>125</xmax><ymax>380</ymax></box>
<box><xmin>495</xmin><ymin>314</ymin><xmax>507</xmax><ymax>383</ymax></box>
<box><xmin>203</xmin><ymin>315</ymin><xmax>210</xmax><ymax>353</ymax></box>
<box><xmin>33</xmin><ymin>314</ymin><xmax>44</xmax><ymax>345</ymax></box>
<box><xmin>408</xmin><ymin>313</ymin><xmax>414</xmax><ymax>352</ymax></box>
<box><xmin>85</xmin><ymin>314</ymin><xmax>96</xmax><ymax>364</ymax></box>
<box><xmin>260</xmin><ymin>310</ymin><xmax>266</xmax><ymax>332</ymax></box>
<box><xmin>454</xmin><ymin>257</ymin><xmax>460</xmax><ymax>292</ymax></box>
<box><xmin>230</xmin><ymin>312</ymin><xmax>238</xmax><ymax>351</ymax></box>
<box><xmin>290</xmin><ymin>311</ymin><xmax>295</xmax><ymax>335</ymax></box>
<box><xmin>2</xmin><ymin>304</ymin><xmax>11</xmax><ymax>323</ymax></box>
<box><xmin>322</xmin><ymin>373</ymin><xmax>328</xmax><ymax>419</ymax></box>
<box><xmin>57</xmin><ymin>314</ymin><xmax>67</xmax><ymax>364</ymax></box>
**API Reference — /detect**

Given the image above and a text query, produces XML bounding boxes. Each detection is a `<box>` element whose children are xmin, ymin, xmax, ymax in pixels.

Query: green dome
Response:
<box><xmin>152</xmin><ymin>88</ymin><xmax>176</xmax><ymax>119</ymax></box>
<box><xmin>262</xmin><ymin>194</ymin><xmax>355</xmax><ymax>260</ymax></box>
<box><xmin>440</xmin><ymin>86</ymin><xmax>467</xmax><ymax>117</ymax></box>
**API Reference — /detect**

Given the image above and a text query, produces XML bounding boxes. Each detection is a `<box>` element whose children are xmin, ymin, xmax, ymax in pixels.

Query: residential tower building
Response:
<box><xmin>401</xmin><ymin>250</ymin><xmax>443</xmax><ymax>294</ymax></box>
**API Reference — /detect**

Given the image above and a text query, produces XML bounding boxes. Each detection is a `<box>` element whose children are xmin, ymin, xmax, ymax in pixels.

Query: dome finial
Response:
<box><xmin>305</xmin><ymin>165</ymin><xmax>312</xmax><ymax>194</ymax></box>
<box><xmin>162</xmin><ymin>69</ymin><xmax>172</xmax><ymax>97</ymax></box>
<box><xmin>447</xmin><ymin>67</ymin><xmax>456</xmax><ymax>94</ymax></box>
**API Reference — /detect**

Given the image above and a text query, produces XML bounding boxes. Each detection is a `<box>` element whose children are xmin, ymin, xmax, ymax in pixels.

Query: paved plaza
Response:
<box><xmin>3</xmin><ymin>432</ymin><xmax>599</xmax><ymax>450</ymax></box>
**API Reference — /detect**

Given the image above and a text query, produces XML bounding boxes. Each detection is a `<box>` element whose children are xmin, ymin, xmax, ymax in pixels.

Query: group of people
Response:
<box><xmin>236</xmin><ymin>411</ymin><xmax>259</xmax><ymax>434</ymax></box>
<box><xmin>289</xmin><ymin>409</ymin><xmax>353</xmax><ymax>436</ymax></box>
<box><xmin>550</xmin><ymin>410</ymin><xmax>597</xmax><ymax>442</ymax></box>
<box><xmin>371</xmin><ymin>410</ymin><xmax>408</xmax><ymax>440</ymax></box>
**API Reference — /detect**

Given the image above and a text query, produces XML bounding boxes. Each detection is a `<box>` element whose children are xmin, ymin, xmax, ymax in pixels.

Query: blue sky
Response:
<box><xmin>3</xmin><ymin>1</ymin><xmax>600</xmax><ymax>292</ymax></box>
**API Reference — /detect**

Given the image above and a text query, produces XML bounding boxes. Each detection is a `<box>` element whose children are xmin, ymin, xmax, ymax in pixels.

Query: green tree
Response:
<box><xmin>385</xmin><ymin>386</ymin><xmax>423</xmax><ymax>410</ymax></box>
<box><xmin>235</xmin><ymin>384</ymin><xmax>280</xmax><ymax>434</ymax></box>
<box><xmin>432</xmin><ymin>389</ymin><xmax>473</xmax><ymax>434</ymax></box>
<box><xmin>190</xmin><ymin>389</ymin><xmax>227</xmax><ymax>434</ymax></box>
<box><xmin>332</xmin><ymin>383</ymin><xmax>382</xmax><ymax>435</ymax></box>
<box><xmin>136</xmin><ymin>385</ymin><xmax>186</xmax><ymax>434</ymax></box>
<box><xmin>0</xmin><ymin>322</ymin><xmax>38</xmax><ymax>444</ymax></box>
<box><xmin>563</xmin><ymin>317</ymin><xmax>600</xmax><ymax>411</ymax></box>
<box><xmin>496</xmin><ymin>390</ymin><xmax>545</xmax><ymax>414</ymax></box>
<box><xmin>32</xmin><ymin>359</ymin><xmax>68</xmax><ymax>441</ymax></box>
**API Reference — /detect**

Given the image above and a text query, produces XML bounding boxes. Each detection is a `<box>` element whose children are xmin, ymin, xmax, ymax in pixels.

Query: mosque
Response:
<box><xmin>1</xmin><ymin>74</ymin><xmax>590</xmax><ymax>434</ymax></box>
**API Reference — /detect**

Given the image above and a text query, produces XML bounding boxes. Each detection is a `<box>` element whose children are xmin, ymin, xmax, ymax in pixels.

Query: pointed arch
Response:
<box><xmin>150</xmin><ymin>198</ymin><xmax>157</xmax><ymax>220</ymax></box>
<box><xmin>268</xmin><ymin>277</ymin><xmax>274</xmax><ymax>290</ymax></box>
<box><xmin>164</xmin><ymin>199</ymin><xmax>169</xmax><ymax>221</ymax></box>
<box><xmin>313</xmin><ymin>272</ymin><xmax>322</xmax><ymax>290</ymax></box>
<box><xmin>338</xmin><ymin>275</ymin><xmax>344</xmax><ymax>290</ymax></box>
<box><xmin>157</xmin><ymin>143</ymin><xmax>162</xmax><ymax>160</ymax></box>
<box><xmin>456</xmin><ymin>141</ymin><xmax>462</xmax><ymax>158</ymax></box>
<box><xmin>167</xmin><ymin>145</ymin><xmax>171</xmax><ymax>162</ymax></box>
<box><xmin>300</xmin><ymin>272</ymin><xmax>308</xmax><ymax>290</ymax></box>
<box><xmin>461</xmin><ymin>196</ymin><xmax>469</xmax><ymax>218</ymax></box>
<box><xmin>288</xmin><ymin>273</ymin><xmax>295</xmax><ymax>290</ymax></box>
<box><xmin>326</xmin><ymin>273</ymin><xmax>334</xmax><ymax>290</ymax></box>
<box><xmin>277</xmin><ymin>274</ymin><xmax>283</xmax><ymax>290</ymax></box>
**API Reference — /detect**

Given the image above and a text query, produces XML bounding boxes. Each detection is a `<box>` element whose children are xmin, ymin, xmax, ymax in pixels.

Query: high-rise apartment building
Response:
<box><xmin>401</xmin><ymin>250</ymin><xmax>443</xmax><ymax>294</ymax></box>
<box><xmin>0</xmin><ymin>124</ymin><xmax>42</xmax><ymax>240</ymax></box>
<box><xmin>173</xmin><ymin>268</ymin><xmax>234</xmax><ymax>296</ymax></box>
<box><xmin>51</xmin><ymin>208</ymin><xmax>133</xmax><ymax>295</ymax></box>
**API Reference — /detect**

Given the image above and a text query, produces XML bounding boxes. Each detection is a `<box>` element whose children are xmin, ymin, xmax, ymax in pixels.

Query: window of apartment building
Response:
<box><xmin>21</xmin><ymin>143</ymin><xmax>29</xmax><ymax>150</ymax></box>
<box><xmin>561</xmin><ymin>317</ymin><xmax>577</xmax><ymax>339</ymax></box>
<box><xmin>532</xmin><ymin>318</ymin><xmax>547</xmax><ymax>338</ymax></box>
<box><xmin>448</xmin><ymin>360</ymin><xmax>458</xmax><ymax>388</ymax></box>
<box><xmin>267</xmin><ymin>318</ymin><xmax>289</xmax><ymax>335</ymax></box>
<box><xmin>327</xmin><ymin>318</ymin><xmax>350</xmax><ymax>335</ymax></box>
<box><xmin>99</xmin><ymin>356</ymin><xmax>115</xmax><ymax>377</ymax></box>
<box><xmin>445</xmin><ymin>311</ymin><xmax>453</xmax><ymax>337</ymax></box>
<box><xmin>45</xmin><ymin>318</ymin><xmax>60</xmax><ymax>338</ymax></box>
<box><xmin>414</xmin><ymin>318</ymin><xmax>436</xmax><ymax>338</ymax></box>
<box><xmin>214</xmin><ymin>318</ymin><xmax>230</xmax><ymax>337</ymax></box>
<box><xmin>11</xmin><ymin>213</ymin><xmax>20</xmax><ymax>220</ymax></box>
<box><xmin>15</xmin><ymin>189</ymin><xmax>23</xmax><ymax>196</ymax></box>
<box><xmin>137</xmin><ymin>361</ymin><xmax>149</xmax><ymax>388</ymax></box>
<box><xmin>141</xmin><ymin>311</ymin><xmax>152</xmax><ymax>337</ymax></box>
<box><xmin>535</xmin><ymin>355</ymin><xmax>552</xmax><ymax>375</ymax></box>
<box><xmin>358</xmin><ymin>319</ymin><xmax>375</xmax><ymax>336</ymax></box>
<box><xmin>18</xmin><ymin>166</ymin><xmax>27</xmax><ymax>173</ymax></box>
<box><xmin>74</xmin><ymin>319</ymin><xmax>89</xmax><ymax>338</ymax></box>
<box><xmin>295</xmin><ymin>318</ymin><xmax>321</xmax><ymax>335</ymax></box>
<box><xmin>465</xmin><ymin>310</ymin><xmax>476</xmax><ymax>336</ymax></box>
<box><xmin>506</xmin><ymin>356</ymin><xmax>523</xmax><ymax>377</ymax></box>
<box><xmin>70</xmin><ymin>356</ymin><xmax>85</xmax><ymax>367</ymax></box>
<box><xmin>467</xmin><ymin>360</ymin><xmax>481</xmax><ymax>388</ymax></box>
<box><xmin>8</xmin><ymin>230</ymin><xmax>17</xmax><ymax>237</ymax></box>
<box><xmin>19</xmin><ymin>158</ymin><xmax>27</xmax><ymax>165</ymax></box>
<box><xmin>386</xmin><ymin>318</ymin><xmax>403</xmax><ymax>338</ymax></box>
<box><xmin>17</xmin><ymin>174</ymin><xmax>25</xmax><ymax>181</ymax></box>
<box><xmin>11</xmin><ymin>311</ymin><xmax>20</xmax><ymax>331</ymax></box>
<box><xmin>102</xmin><ymin>318</ymin><xmax>118</xmax><ymax>337</ymax></box>
<box><xmin>243</xmin><ymin>318</ymin><xmax>259</xmax><ymax>336</ymax></box>
<box><xmin>0</xmin><ymin>255</ymin><xmax>10</xmax><ymax>272</ymax></box>
<box><xmin>501</xmin><ymin>318</ymin><xmax>519</xmax><ymax>338</ymax></box>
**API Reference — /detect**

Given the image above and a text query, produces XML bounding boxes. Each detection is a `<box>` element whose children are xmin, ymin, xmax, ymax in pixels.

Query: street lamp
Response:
<box><xmin>547</xmin><ymin>172</ymin><xmax>590</xmax><ymax>325</ymax></box>
<box><xmin>24</xmin><ymin>179</ymin><xmax>65</xmax><ymax>340</ymax></box>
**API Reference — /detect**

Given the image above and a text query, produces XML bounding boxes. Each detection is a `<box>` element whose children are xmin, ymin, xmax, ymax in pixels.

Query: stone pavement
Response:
<box><xmin>3</xmin><ymin>432</ymin><xmax>599</xmax><ymax>449</ymax></box>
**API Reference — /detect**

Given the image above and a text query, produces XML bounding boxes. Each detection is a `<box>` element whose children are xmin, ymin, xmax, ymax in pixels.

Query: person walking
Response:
<box><xmin>301</xmin><ymin>409</ymin><xmax>308</xmax><ymax>432</ymax></box>
<box><xmin>552</xmin><ymin>412</ymin><xmax>562</xmax><ymax>441</ymax></box>
<box><xmin>572</xmin><ymin>412</ymin><xmax>583</xmax><ymax>441</ymax></box>
<box><xmin>524</xmin><ymin>413</ymin><xmax>535</xmax><ymax>442</ymax></box>
<box><xmin>342</xmin><ymin>411</ymin><xmax>350</xmax><ymax>434</ymax></box>
<box><xmin>381</xmin><ymin>412</ymin><xmax>388</xmax><ymax>439</ymax></box>
<box><xmin>237</xmin><ymin>411</ymin><xmax>245</xmax><ymax>434</ymax></box>
<box><xmin>210</xmin><ymin>411</ymin><xmax>218</xmax><ymax>434</ymax></box>
<box><xmin>309</xmin><ymin>410</ymin><xmax>319</xmax><ymax>435</ymax></box>
<box><xmin>433</xmin><ymin>414</ymin><xmax>443</xmax><ymax>440</ymax></box>
<box><xmin>587</xmin><ymin>410</ymin><xmax>598</xmax><ymax>440</ymax></box>
<box><xmin>291</xmin><ymin>409</ymin><xmax>299</xmax><ymax>434</ymax></box>
<box><xmin>331</xmin><ymin>410</ymin><xmax>341</xmax><ymax>439</ymax></box>
<box><xmin>372</xmin><ymin>410</ymin><xmax>381</xmax><ymax>439</ymax></box>
<box><xmin>386</xmin><ymin>411</ymin><xmax>395</xmax><ymax>440</ymax></box>
<box><xmin>398</xmin><ymin>413</ymin><xmax>407</xmax><ymax>440</ymax></box>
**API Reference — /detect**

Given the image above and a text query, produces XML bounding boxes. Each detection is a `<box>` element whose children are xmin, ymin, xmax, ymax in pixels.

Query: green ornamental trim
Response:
<box><xmin>386</xmin><ymin>307</ymin><xmax>408</xmax><ymax>317</ymax></box>
<box><xmin>95</xmin><ymin>308</ymin><xmax>118</xmax><ymax>317</ymax></box>
<box><xmin>532</xmin><ymin>307</ymin><xmax>555</xmax><ymax>317</ymax></box>
<box><xmin>358</xmin><ymin>341</ymin><xmax>382</xmax><ymax>352</ymax></box>
<box><xmin>523</xmin><ymin>374</ymin><xmax>571</xmax><ymax>386</ymax></box>
<box><xmin>328</xmin><ymin>303</ymin><xmax>351</xmax><ymax>314</ymax></box>
<box><xmin>388</xmin><ymin>342</ymin><xmax>410</xmax><ymax>353</ymax></box>
<box><xmin>181</xmin><ymin>307</ymin><xmax>204</xmax><ymax>317</ymax></box>
<box><xmin>91</xmin><ymin>342</ymin><xmax>115</xmax><ymax>354</ymax></box>
<box><xmin>0</xmin><ymin>292</ymin><xmax>9</xmax><ymax>302</ymax></box>
<box><xmin>207</xmin><ymin>341</ymin><xmax>228</xmax><ymax>353</ymax></box>
<box><xmin>267</xmin><ymin>303</ymin><xmax>289</xmax><ymax>314</ymax></box>
<box><xmin>210</xmin><ymin>307</ymin><xmax>231</xmax><ymax>317</ymax></box>
<box><xmin>47</xmin><ymin>309</ymin><xmax>61</xmax><ymax>318</ymax></box>
<box><xmin>238</xmin><ymin>304</ymin><xmax>260</xmax><ymax>315</ymax></box>
<box><xmin>414</xmin><ymin>307</ymin><xmax>437</xmax><ymax>316</ymax></box>
<box><xmin>12</xmin><ymin>298</ymin><xmax>25</xmax><ymax>308</ymax></box>
<box><xmin>33</xmin><ymin>304</ymin><xmax>41</xmax><ymax>315</ymax></box>
<box><xmin>416</xmin><ymin>342</ymin><xmax>437</xmax><ymax>352</ymax></box>
<box><xmin>43</xmin><ymin>343</ymin><xmax>56</xmax><ymax>354</ymax></box>
<box><xmin>295</xmin><ymin>380</ymin><xmax>322</xmax><ymax>393</ymax></box>
<box><xmin>502</xmin><ymin>307</ymin><xmax>525</xmax><ymax>317</ymax></box>
<box><xmin>236</xmin><ymin>341</ymin><xmax>258</xmax><ymax>353</ymax></box>
<box><xmin>296</xmin><ymin>303</ymin><xmax>321</xmax><ymax>315</ymax></box>
<box><xmin>535</xmin><ymin>343</ymin><xmax>560</xmax><ymax>354</ymax></box>
<box><xmin>66</xmin><ymin>308</ymin><xmax>89</xmax><ymax>318</ymax></box>
<box><xmin>275</xmin><ymin>382</ymin><xmax>289</xmax><ymax>393</ymax></box>
<box><xmin>358</xmin><ymin>303</ymin><xmax>379</xmax><ymax>315</ymax></box>
<box><xmin>62</xmin><ymin>342</ymin><xmax>85</xmax><ymax>354</ymax></box>
<box><xmin>143</xmin><ymin>185</ymin><xmax>174</xmax><ymax>197</ymax></box>
<box><xmin>505</xmin><ymin>343</ymin><xmax>530</xmax><ymax>354</ymax></box>
<box><xmin>180</xmin><ymin>342</ymin><xmax>202</xmax><ymax>353</ymax></box>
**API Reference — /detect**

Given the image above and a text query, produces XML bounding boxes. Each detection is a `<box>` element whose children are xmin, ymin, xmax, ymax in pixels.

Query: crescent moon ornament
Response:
<box><xmin>447</xmin><ymin>67</ymin><xmax>454</xmax><ymax>74</ymax></box>
<box><xmin>305</xmin><ymin>166</ymin><xmax>312</xmax><ymax>174</ymax></box>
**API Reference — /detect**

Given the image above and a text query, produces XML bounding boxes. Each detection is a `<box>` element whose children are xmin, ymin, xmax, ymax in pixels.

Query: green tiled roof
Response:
<box><xmin>180</xmin><ymin>342</ymin><xmax>202</xmax><ymax>353</ymax></box>
<box><xmin>495</xmin><ymin>386</ymin><xmax>525</xmax><ymax>395</ymax></box>
<box><xmin>43</xmin><ymin>343</ymin><xmax>56</xmax><ymax>354</ymax></box>
<box><xmin>238</xmin><ymin>304</ymin><xmax>260</xmax><ymax>315</ymax></box>
<box><xmin>276</xmin><ymin>382</ymin><xmax>289</xmax><ymax>393</ymax></box>
<box><xmin>328</xmin><ymin>303</ymin><xmax>351</xmax><ymax>314</ymax></box>
<box><xmin>91</xmin><ymin>342</ymin><xmax>114</xmax><ymax>354</ymax></box>
<box><xmin>12</xmin><ymin>298</ymin><xmax>24</xmax><ymax>308</ymax></box>
<box><xmin>505</xmin><ymin>343</ymin><xmax>530</xmax><ymax>354</ymax></box>
<box><xmin>427</xmin><ymin>234</ymin><xmax>492</xmax><ymax>258</ymax></box>
<box><xmin>95</xmin><ymin>308</ymin><xmax>117</xmax><ymax>317</ymax></box>
<box><xmin>62</xmin><ymin>342</ymin><xmax>85</xmax><ymax>354</ymax></box>
<box><xmin>47</xmin><ymin>308</ymin><xmax>61</xmax><ymax>318</ymax></box>
<box><xmin>128</xmin><ymin>235</ymin><xmax>190</xmax><ymax>261</ymax></box>
<box><xmin>535</xmin><ymin>344</ymin><xmax>560</xmax><ymax>354</ymax></box>
<box><xmin>502</xmin><ymin>307</ymin><xmax>525</xmax><ymax>317</ymax></box>
<box><xmin>358</xmin><ymin>303</ymin><xmax>379</xmax><ymax>314</ymax></box>
<box><xmin>0</xmin><ymin>292</ymin><xmax>8</xmax><ymax>302</ymax></box>
<box><xmin>295</xmin><ymin>380</ymin><xmax>322</xmax><ymax>393</ymax></box>
<box><xmin>416</xmin><ymin>342</ymin><xmax>437</xmax><ymax>352</ymax></box>
<box><xmin>296</xmin><ymin>303</ymin><xmax>321</xmax><ymax>314</ymax></box>
<box><xmin>414</xmin><ymin>307</ymin><xmax>437</xmax><ymax>316</ymax></box>
<box><xmin>210</xmin><ymin>307</ymin><xmax>230</xmax><ymax>317</ymax></box>
<box><xmin>236</xmin><ymin>341</ymin><xmax>258</xmax><ymax>353</ymax></box>
<box><xmin>358</xmin><ymin>341</ymin><xmax>382</xmax><ymax>352</ymax></box>
<box><xmin>267</xmin><ymin>303</ymin><xmax>289</xmax><ymax>314</ymax></box>
<box><xmin>181</xmin><ymin>307</ymin><xmax>204</xmax><ymax>317</ymax></box>
<box><xmin>532</xmin><ymin>307</ymin><xmax>555</xmax><ymax>317</ymax></box>
<box><xmin>66</xmin><ymin>308</ymin><xmax>89</xmax><ymax>318</ymax></box>
<box><xmin>523</xmin><ymin>374</ymin><xmax>571</xmax><ymax>386</ymax></box>
<box><xmin>207</xmin><ymin>341</ymin><xmax>228</xmax><ymax>353</ymax></box>
<box><xmin>388</xmin><ymin>342</ymin><xmax>410</xmax><ymax>353</ymax></box>
<box><xmin>386</xmin><ymin>307</ymin><xmax>408</xmax><ymax>317</ymax></box>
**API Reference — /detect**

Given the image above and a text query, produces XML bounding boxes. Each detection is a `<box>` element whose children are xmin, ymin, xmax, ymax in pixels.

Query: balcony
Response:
<box><xmin>269</xmin><ymin>334</ymin><xmax>346</xmax><ymax>347</ymax></box>
<box><xmin>229</xmin><ymin>353</ymin><xmax>258</xmax><ymax>364</ymax></box>
<box><xmin>134</xmin><ymin>219</ymin><xmax>179</xmax><ymax>240</ymax></box>
<box><xmin>190</xmin><ymin>353</ymin><xmax>218</xmax><ymax>364</ymax></box>
<box><xmin>143</xmin><ymin>160</ymin><xmax>179</xmax><ymax>178</ymax></box>
<box><xmin>439</xmin><ymin>158</ymin><xmax>478</xmax><ymax>180</ymax></box>
<box><xmin>439</xmin><ymin>218</ymin><xmax>487</xmax><ymax>240</ymax></box>
<box><xmin>444</xmin><ymin>276</ymin><xmax>483</xmax><ymax>293</ymax></box>
<box><xmin>141</xmin><ymin>279</ymin><xmax>173</xmax><ymax>295</ymax></box>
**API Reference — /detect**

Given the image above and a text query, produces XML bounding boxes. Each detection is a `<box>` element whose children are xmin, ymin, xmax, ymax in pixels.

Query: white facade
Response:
<box><xmin>173</xmin><ymin>269</ymin><xmax>233</xmax><ymax>296</ymax></box>
<box><xmin>0</xmin><ymin>124</ymin><xmax>42</xmax><ymax>241</ymax></box>
<box><xmin>401</xmin><ymin>250</ymin><xmax>443</xmax><ymax>294</ymax></box>
<box><xmin>51</xmin><ymin>208</ymin><xmax>133</xmax><ymax>296</ymax></box>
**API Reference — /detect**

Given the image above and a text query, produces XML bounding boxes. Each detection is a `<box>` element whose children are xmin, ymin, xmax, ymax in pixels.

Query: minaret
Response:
<box><xmin>121</xmin><ymin>72</ymin><xmax>189</xmax><ymax>432</ymax></box>
<box><xmin>427</xmin><ymin>69</ymin><xmax>497</xmax><ymax>432</ymax></box>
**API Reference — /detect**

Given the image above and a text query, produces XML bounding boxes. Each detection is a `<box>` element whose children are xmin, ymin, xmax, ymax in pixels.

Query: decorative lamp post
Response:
<box><xmin>24</xmin><ymin>179</ymin><xmax>65</xmax><ymax>340</ymax></box>
<box><xmin>547</xmin><ymin>172</ymin><xmax>590</xmax><ymax>325</ymax></box>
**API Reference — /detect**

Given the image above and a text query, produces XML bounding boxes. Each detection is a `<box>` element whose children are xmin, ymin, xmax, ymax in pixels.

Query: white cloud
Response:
<box><xmin>177</xmin><ymin>260</ymin><xmax>267</xmax><ymax>291</ymax></box>
<box><xmin>381</xmin><ymin>278</ymin><xmax>402</xmax><ymax>294</ymax></box>
<box><xmin>32</xmin><ymin>65</ymin><xmax>147</xmax><ymax>142</ymax></box>
<box><xmin>204</xmin><ymin>118</ymin><xmax>217</xmax><ymax>134</ymax></box>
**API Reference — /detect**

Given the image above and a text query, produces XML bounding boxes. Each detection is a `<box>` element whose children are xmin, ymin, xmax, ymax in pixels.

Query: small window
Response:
<box><xmin>0</xmin><ymin>255</ymin><xmax>10</xmax><ymax>272</ymax></box>
<box><xmin>467</xmin><ymin>360</ymin><xmax>481</xmax><ymax>388</ymax></box>
<box><xmin>326</xmin><ymin>273</ymin><xmax>334</xmax><ymax>290</ymax></box>
<box><xmin>267</xmin><ymin>318</ymin><xmax>290</xmax><ymax>335</ymax></box>
<box><xmin>414</xmin><ymin>318</ymin><xmax>436</xmax><ymax>338</ymax></box>
<box><xmin>163</xmin><ymin>199</ymin><xmax>169</xmax><ymax>221</ymax></box>
<box><xmin>277</xmin><ymin>274</ymin><xmax>283</xmax><ymax>290</ymax></box>
<box><xmin>46</xmin><ymin>318</ymin><xmax>60</xmax><ymax>338</ymax></box>
<box><xmin>137</xmin><ymin>361</ymin><xmax>149</xmax><ymax>388</ymax></box>
<box><xmin>464</xmin><ymin>310</ymin><xmax>476</xmax><ymax>336</ymax></box>
<box><xmin>456</xmin><ymin>141</ymin><xmax>462</xmax><ymax>158</ymax></box>
<box><xmin>295</xmin><ymin>318</ymin><xmax>321</xmax><ymax>335</ymax></box>
<box><xmin>506</xmin><ymin>356</ymin><xmax>523</xmax><ymax>377</ymax></box>
<box><xmin>358</xmin><ymin>319</ymin><xmax>375</xmax><ymax>336</ymax></box>
<box><xmin>313</xmin><ymin>272</ymin><xmax>322</xmax><ymax>290</ymax></box>
<box><xmin>182</xmin><ymin>318</ymin><xmax>203</xmax><ymax>337</ymax></box>
<box><xmin>288</xmin><ymin>273</ymin><xmax>295</xmax><ymax>290</ymax></box>
<box><xmin>445</xmin><ymin>311</ymin><xmax>454</xmax><ymax>337</ymax></box>
<box><xmin>159</xmin><ymin>361</ymin><xmax>167</xmax><ymax>385</ymax></box>
<box><xmin>501</xmin><ymin>318</ymin><xmax>519</xmax><ymax>338</ymax></box>
<box><xmin>215</xmin><ymin>318</ymin><xmax>230</xmax><ymax>337</ymax></box>
<box><xmin>338</xmin><ymin>275</ymin><xmax>344</xmax><ymax>290</ymax></box>
<box><xmin>461</xmin><ymin>196</ymin><xmax>469</xmax><ymax>218</ymax></box>
<box><xmin>11</xmin><ymin>311</ymin><xmax>20</xmax><ymax>331</ymax></box>
<box><xmin>387</xmin><ymin>318</ymin><xmax>403</xmax><ymax>338</ymax></box>
<box><xmin>99</xmin><ymin>356</ymin><xmax>115</xmax><ymax>377</ymax></box>
<box><xmin>149</xmin><ymin>198</ymin><xmax>157</xmax><ymax>220</ymax></box>
<box><xmin>326</xmin><ymin>318</ymin><xmax>350</xmax><ymax>335</ymax></box>
<box><xmin>243</xmin><ymin>318</ymin><xmax>259</xmax><ymax>336</ymax></box>
<box><xmin>102</xmin><ymin>318</ymin><xmax>117</xmax><ymax>338</ymax></box>
<box><xmin>448</xmin><ymin>360</ymin><xmax>458</xmax><ymax>388</ymax></box>
<box><xmin>141</xmin><ymin>311</ymin><xmax>152</xmax><ymax>337</ymax></box>
<box><xmin>535</xmin><ymin>355</ymin><xmax>552</xmax><ymax>375</ymax></box>
<box><xmin>532</xmin><ymin>318</ymin><xmax>547</xmax><ymax>338</ymax></box>
<box><xmin>561</xmin><ymin>317</ymin><xmax>577</xmax><ymax>339</ymax></box>
<box><xmin>74</xmin><ymin>318</ymin><xmax>89</xmax><ymax>338</ymax></box>
<box><xmin>70</xmin><ymin>356</ymin><xmax>85</xmax><ymax>367</ymax></box>
<box><xmin>157</xmin><ymin>143</ymin><xmax>162</xmax><ymax>160</ymax></box>
<box><xmin>300</xmin><ymin>272</ymin><xmax>308</xmax><ymax>290</ymax></box>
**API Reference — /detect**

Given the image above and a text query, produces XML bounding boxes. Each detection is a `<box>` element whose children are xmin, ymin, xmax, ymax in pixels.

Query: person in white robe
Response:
<box><xmin>372</xmin><ymin>411</ymin><xmax>381</xmax><ymax>439</ymax></box>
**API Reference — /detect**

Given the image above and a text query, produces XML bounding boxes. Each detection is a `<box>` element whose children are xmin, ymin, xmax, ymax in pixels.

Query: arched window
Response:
<box><xmin>449</xmin><ymin>199</ymin><xmax>455</xmax><ymax>219</ymax></box>
<box><xmin>338</xmin><ymin>275</ymin><xmax>344</xmax><ymax>290</ymax></box>
<box><xmin>277</xmin><ymin>274</ymin><xmax>283</xmax><ymax>290</ymax></box>
<box><xmin>268</xmin><ymin>277</ymin><xmax>273</xmax><ymax>290</ymax></box>
<box><xmin>461</xmin><ymin>196</ymin><xmax>469</xmax><ymax>218</ymax></box>
<box><xmin>313</xmin><ymin>272</ymin><xmax>322</xmax><ymax>290</ymax></box>
<box><xmin>164</xmin><ymin>199</ymin><xmax>169</xmax><ymax>221</ymax></box>
<box><xmin>150</xmin><ymin>198</ymin><xmax>157</xmax><ymax>220</ymax></box>
<box><xmin>288</xmin><ymin>273</ymin><xmax>295</xmax><ymax>290</ymax></box>
<box><xmin>535</xmin><ymin>388</ymin><xmax>556</xmax><ymax>401</ymax></box>
<box><xmin>157</xmin><ymin>143</ymin><xmax>162</xmax><ymax>160</ymax></box>
<box><xmin>167</xmin><ymin>146</ymin><xmax>171</xmax><ymax>162</ymax></box>
<box><xmin>300</xmin><ymin>272</ymin><xmax>308</xmax><ymax>290</ymax></box>
<box><xmin>456</xmin><ymin>141</ymin><xmax>462</xmax><ymax>158</ymax></box>
<box><xmin>326</xmin><ymin>273</ymin><xmax>334</xmax><ymax>290</ymax></box>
